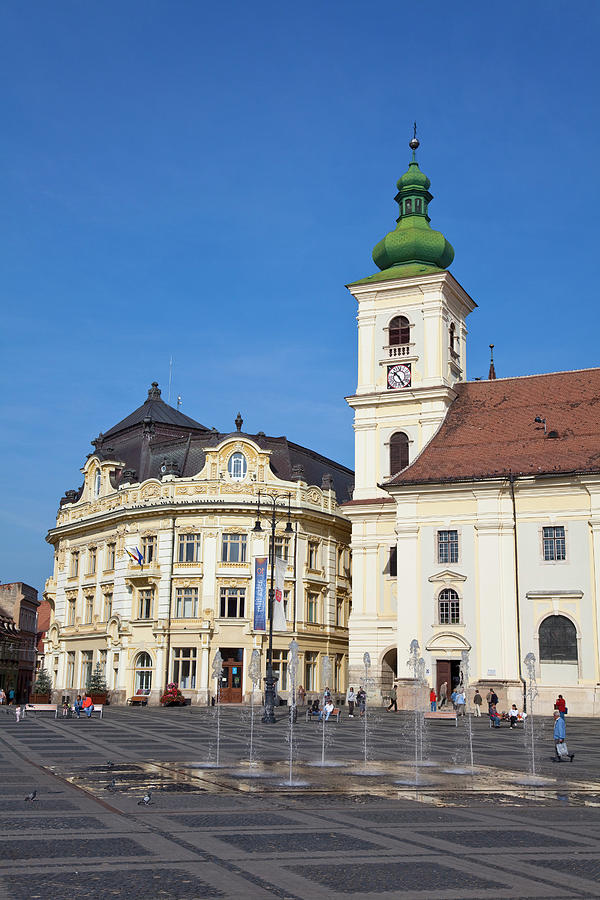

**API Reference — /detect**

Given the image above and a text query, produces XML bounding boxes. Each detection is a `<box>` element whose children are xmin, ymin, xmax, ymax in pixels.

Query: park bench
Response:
<box><xmin>306</xmin><ymin>707</ymin><xmax>341</xmax><ymax>723</ymax></box>
<box><xmin>127</xmin><ymin>696</ymin><xmax>148</xmax><ymax>706</ymax></box>
<box><xmin>424</xmin><ymin>709</ymin><xmax>457</xmax><ymax>726</ymax></box>
<box><xmin>25</xmin><ymin>703</ymin><xmax>58</xmax><ymax>718</ymax></box>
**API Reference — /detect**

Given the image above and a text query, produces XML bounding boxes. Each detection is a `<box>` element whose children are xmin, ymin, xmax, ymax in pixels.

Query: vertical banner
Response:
<box><xmin>253</xmin><ymin>557</ymin><xmax>267</xmax><ymax>631</ymax></box>
<box><xmin>272</xmin><ymin>557</ymin><xmax>288</xmax><ymax>632</ymax></box>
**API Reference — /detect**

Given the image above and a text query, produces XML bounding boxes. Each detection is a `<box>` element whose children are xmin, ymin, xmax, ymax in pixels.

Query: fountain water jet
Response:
<box><xmin>513</xmin><ymin>651</ymin><xmax>551</xmax><ymax>785</ymax></box>
<box><xmin>394</xmin><ymin>640</ymin><xmax>431</xmax><ymax>785</ymax></box>
<box><xmin>286</xmin><ymin>638</ymin><xmax>300</xmax><ymax>785</ymax></box>
<box><xmin>211</xmin><ymin>650</ymin><xmax>223</xmax><ymax>768</ymax></box>
<box><xmin>247</xmin><ymin>649</ymin><xmax>261</xmax><ymax>773</ymax></box>
<box><xmin>320</xmin><ymin>655</ymin><xmax>333</xmax><ymax>767</ymax></box>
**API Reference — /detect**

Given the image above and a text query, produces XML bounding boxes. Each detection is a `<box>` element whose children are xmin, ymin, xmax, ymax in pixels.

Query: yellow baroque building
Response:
<box><xmin>44</xmin><ymin>383</ymin><xmax>353</xmax><ymax>705</ymax></box>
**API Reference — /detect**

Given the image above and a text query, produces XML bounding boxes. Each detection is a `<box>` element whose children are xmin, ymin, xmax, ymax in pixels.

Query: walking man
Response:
<box><xmin>553</xmin><ymin>710</ymin><xmax>574</xmax><ymax>762</ymax></box>
<box><xmin>387</xmin><ymin>684</ymin><xmax>397</xmax><ymax>712</ymax></box>
<box><xmin>439</xmin><ymin>681</ymin><xmax>447</xmax><ymax>709</ymax></box>
<box><xmin>473</xmin><ymin>689</ymin><xmax>482</xmax><ymax>717</ymax></box>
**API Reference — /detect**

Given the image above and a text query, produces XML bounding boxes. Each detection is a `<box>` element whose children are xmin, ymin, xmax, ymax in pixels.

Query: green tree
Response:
<box><xmin>86</xmin><ymin>661</ymin><xmax>108</xmax><ymax>693</ymax></box>
<box><xmin>33</xmin><ymin>667</ymin><xmax>52</xmax><ymax>694</ymax></box>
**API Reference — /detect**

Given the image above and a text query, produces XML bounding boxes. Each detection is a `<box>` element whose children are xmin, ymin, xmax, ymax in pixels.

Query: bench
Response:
<box><xmin>424</xmin><ymin>710</ymin><xmax>457</xmax><ymax>726</ymax></box>
<box><xmin>26</xmin><ymin>704</ymin><xmax>58</xmax><ymax>718</ymax></box>
<box><xmin>127</xmin><ymin>696</ymin><xmax>148</xmax><ymax>706</ymax></box>
<box><xmin>306</xmin><ymin>707</ymin><xmax>341</xmax><ymax>723</ymax></box>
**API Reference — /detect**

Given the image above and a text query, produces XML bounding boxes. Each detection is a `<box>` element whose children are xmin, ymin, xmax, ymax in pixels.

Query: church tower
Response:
<box><xmin>344</xmin><ymin>133</ymin><xmax>476</xmax><ymax>690</ymax></box>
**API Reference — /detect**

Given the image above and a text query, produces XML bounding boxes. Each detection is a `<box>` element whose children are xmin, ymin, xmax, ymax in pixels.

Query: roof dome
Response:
<box><xmin>397</xmin><ymin>160</ymin><xmax>431</xmax><ymax>192</ymax></box>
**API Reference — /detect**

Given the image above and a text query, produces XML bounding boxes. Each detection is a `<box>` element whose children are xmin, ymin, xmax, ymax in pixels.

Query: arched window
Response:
<box><xmin>389</xmin><ymin>316</ymin><xmax>410</xmax><ymax>346</ymax></box>
<box><xmin>539</xmin><ymin>615</ymin><xmax>578</xmax><ymax>662</ymax></box>
<box><xmin>449</xmin><ymin>322</ymin><xmax>456</xmax><ymax>352</ymax></box>
<box><xmin>227</xmin><ymin>452</ymin><xmax>247</xmax><ymax>480</ymax></box>
<box><xmin>438</xmin><ymin>589</ymin><xmax>460</xmax><ymax>625</ymax></box>
<box><xmin>94</xmin><ymin>470</ymin><xmax>101</xmax><ymax>497</ymax></box>
<box><xmin>389</xmin><ymin>432</ymin><xmax>409</xmax><ymax>475</ymax></box>
<box><xmin>134</xmin><ymin>652</ymin><xmax>153</xmax><ymax>694</ymax></box>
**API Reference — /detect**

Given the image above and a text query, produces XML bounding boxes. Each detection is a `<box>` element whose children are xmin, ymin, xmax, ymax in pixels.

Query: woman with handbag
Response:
<box><xmin>553</xmin><ymin>710</ymin><xmax>574</xmax><ymax>762</ymax></box>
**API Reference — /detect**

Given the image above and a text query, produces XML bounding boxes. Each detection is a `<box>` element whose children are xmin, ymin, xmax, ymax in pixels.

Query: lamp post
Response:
<box><xmin>253</xmin><ymin>490</ymin><xmax>293</xmax><ymax>723</ymax></box>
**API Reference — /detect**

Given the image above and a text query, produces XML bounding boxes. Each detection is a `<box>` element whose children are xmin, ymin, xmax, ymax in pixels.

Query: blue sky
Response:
<box><xmin>1</xmin><ymin>1</ymin><xmax>599</xmax><ymax>595</ymax></box>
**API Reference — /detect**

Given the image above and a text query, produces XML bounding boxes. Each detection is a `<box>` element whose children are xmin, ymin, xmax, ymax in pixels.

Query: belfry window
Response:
<box><xmin>414</xmin><ymin>198</ymin><xmax>422</xmax><ymax>213</ymax></box>
<box><xmin>389</xmin><ymin>316</ymin><xmax>410</xmax><ymax>346</ymax></box>
<box><xmin>405</xmin><ymin>198</ymin><xmax>412</xmax><ymax>214</ymax></box>
<box><xmin>449</xmin><ymin>322</ymin><xmax>456</xmax><ymax>352</ymax></box>
<box><xmin>389</xmin><ymin>432</ymin><xmax>409</xmax><ymax>475</ymax></box>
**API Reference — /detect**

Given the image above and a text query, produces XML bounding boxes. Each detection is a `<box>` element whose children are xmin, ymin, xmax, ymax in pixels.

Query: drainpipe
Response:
<box><xmin>163</xmin><ymin>517</ymin><xmax>176</xmax><ymax>691</ymax></box>
<box><xmin>509</xmin><ymin>472</ymin><xmax>527</xmax><ymax>710</ymax></box>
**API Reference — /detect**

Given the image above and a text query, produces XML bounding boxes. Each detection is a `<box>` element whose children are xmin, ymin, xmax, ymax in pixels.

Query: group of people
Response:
<box><xmin>62</xmin><ymin>694</ymin><xmax>95</xmax><ymax>718</ymax></box>
<box><xmin>0</xmin><ymin>688</ymin><xmax>16</xmax><ymax>705</ymax></box>
<box><xmin>304</xmin><ymin>685</ymin><xmax>367</xmax><ymax>720</ymax></box>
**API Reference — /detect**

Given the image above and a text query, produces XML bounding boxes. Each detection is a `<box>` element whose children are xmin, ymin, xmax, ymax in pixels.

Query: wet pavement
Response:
<box><xmin>1</xmin><ymin>706</ymin><xmax>599</xmax><ymax>898</ymax></box>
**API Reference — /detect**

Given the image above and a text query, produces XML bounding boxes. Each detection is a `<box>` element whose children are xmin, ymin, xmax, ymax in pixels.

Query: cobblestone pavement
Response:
<box><xmin>0</xmin><ymin>706</ymin><xmax>599</xmax><ymax>899</ymax></box>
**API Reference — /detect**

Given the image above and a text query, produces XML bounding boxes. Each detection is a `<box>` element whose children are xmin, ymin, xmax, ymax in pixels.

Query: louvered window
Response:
<box><xmin>389</xmin><ymin>316</ymin><xmax>410</xmax><ymax>346</ymax></box>
<box><xmin>390</xmin><ymin>432</ymin><xmax>409</xmax><ymax>475</ymax></box>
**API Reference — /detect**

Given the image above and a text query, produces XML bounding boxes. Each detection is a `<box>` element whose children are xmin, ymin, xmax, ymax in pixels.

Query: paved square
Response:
<box><xmin>1</xmin><ymin>707</ymin><xmax>599</xmax><ymax>898</ymax></box>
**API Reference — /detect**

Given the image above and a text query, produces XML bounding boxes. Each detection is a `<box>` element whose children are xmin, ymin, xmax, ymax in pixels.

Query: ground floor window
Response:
<box><xmin>271</xmin><ymin>649</ymin><xmax>287</xmax><ymax>691</ymax></box>
<box><xmin>172</xmin><ymin>647</ymin><xmax>197</xmax><ymax>689</ymax></box>
<box><xmin>81</xmin><ymin>650</ymin><xmax>93</xmax><ymax>688</ymax></box>
<box><xmin>66</xmin><ymin>652</ymin><xmax>75</xmax><ymax>687</ymax></box>
<box><xmin>112</xmin><ymin>653</ymin><xmax>119</xmax><ymax>691</ymax></box>
<box><xmin>334</xmin><ymin>653</ymin><xmax>344</xmax><ymax>691</ymax></box>
<box><xmin>305</xmin><ymin>651</ymin><xmax>317</xmax><ymax>691</ymax></box>
<box><xmin>134</xmin><ymin>652</ymin><xmax>153</xmax><ymax>693</ymax></box>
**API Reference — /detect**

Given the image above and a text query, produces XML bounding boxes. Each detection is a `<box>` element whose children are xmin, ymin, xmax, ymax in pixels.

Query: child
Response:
<box><xmin>508</xmin><ymin>704</ymin><xmax>519</xmax><ymax>728</ymax></box>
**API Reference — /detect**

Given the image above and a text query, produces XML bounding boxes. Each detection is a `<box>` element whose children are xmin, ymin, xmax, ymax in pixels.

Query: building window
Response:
<box><xmin>227</xmin><ymin>452</ymin><xmax>247</xmax><ymax>480</ymax></box>
<box><xmin>269</xmin><ymin>535</ymin><xmax>290</xmax><ymax>564</ymax></box>
<box><xmin>178</xmin><ymin>533</ymin><xmax>201</xmax><ymax>563</ymax></box>
<box><xmin>389</xmin><ymin>315</ymin><xmax>410</xmax><ymax>346</ymax></box>
<box><xmin>449</xmin><ymin>322</ymin><xmax>456</xmax><ymax>352</ymax></box>
<box><xmin>415</xmin><ymin>198</ymin><xmax>422</xmax><ymax>213</ymax></box>
<box><xmin>438</xmin><ymin>588</ymin><xmax>460</xmax><ymax>624</ymax></box>
<box><xmin>70</xmin><ymin>551</ymin><xmax>79</xmax><ymax>577</ymax></box>
<box><xmin>104</xmin><ymin>593</ymin><xmax>113</xmax><ymax>621</ymax></box>
<box><xmin>99</xmin><ymin>649</ymin><xmax>107</xmax><ymax>676</ymax></box>
<box><xmin>336</xmin><ymin>597</ymin><xmax>346</xmax><ymax>627</ymax></box>
<box><xmin>175</xmin><ymin>587</ymin><xmax>198</xmax><ymax>618</ymax></box>
<box><xmin>405</xmin><ymin>198</ymin><xmax>412</xmax><ymax>214</ymax></box>
<box><xmin>390</xmin><ymin>432</ymin><xmax>409</xmax><ymax>475</ymax></box>
<box><xmin>106</xmin><ymin>543</ymin><xmax>116</xmax><ymax>570</ymax></box>
<box><xmin>283</xmin><ymin>589</ymin><xmax>290</xmax><ymax>619</ymax></box>
<box><xmin>81</xmin><ymin>650</ymin><xmax>93</xmax><ymax>688</ymax></box>
<box><xmin>67</xmin><ymin>599</ymin><xmax>76</xmax><ymax>626</ymax></box>
<box><xmin>307</xmin><ymin>542</ymin><xmax>319</xmax><ymax>571</ymax></box>
<box><xmin>138</xmin><ymin>589</ymin><xmax>154</xmax><ymax>620</ymax></box>
<box><xmin>112</xmin><ymin>653</ymin><xmax>119</xmax><ymax>690</ymax></box>
<box><xmin>66</xmin><ymin>652</ymin><xmax>75</xmax><ymax>687</ymax></box>
<box><xmin>141</xmin><ymin>535</ymin><xmax>156</xmax><ymax>564</ymax></box>
<box><xmin>388</xmin><ymin>546</ymin><xmax>397</xmax><ymax>577</ymax></box>
<box><xmin>87</xmin><ymin>548</ymin><xmax>97</xmax><ymax>576</ymax></box>
<box><xmin>543</xmin><ymin>526</ymin><xmax>566</xmax><ymax>561</ymax></box>
<box><xmin>437</xmin><ymin>530</ymin><xmax>459</xmax><ymax>564</ymax></box>
<box><xmin>94</xmin><ymin>470</ymin><xmax>101</xmax><ymax>497</ymax></box>
<box><xmin>307</xmin><ymin>592</ymin><xmax>318</xmax><ymax>623</ymax></box>
<box><xmin>172</xmin><ymin>647</ymin><xmax>197</xmax><ymax>688</ymax></box>
<box><xmin>219</xmin><ymin>587</ymin><xmax>246</xmax><ymax>618</ymax></box>
<box><xmin>221</xmin><ymin>533</ymin><xmax>247</xmax><ymax>563</ymax></box>
<box><xmin>134</xmin><ymin>652</ymin><xmax>153</xmax><ymax>693</ymax></box>
<box><xmin>334</xmin><ymin>653</ymin><xmax>344</xmax><ymax>691</ymax></box>
<box><xmin>272</xmin><ymin>649</ymin><xmax>287</xmax><ymax>691</ymax></box>
<box><xmin>84</xmin><ymin>595</ymin><xmax>94</xmax><ymax>623</ymax></box>
<box><xmin>539</xmin><ymin>615</ymin><xmax>578</xmax><ymax>662</ymax></box>
<box><xmin>305</xmin><ymin>652</ymin><xmax>317</xmax><ymax>691</ymax></box>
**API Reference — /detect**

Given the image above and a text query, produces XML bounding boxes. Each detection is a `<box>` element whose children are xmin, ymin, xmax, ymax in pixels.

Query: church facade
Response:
<box><xmin>344</xmin><ymin>136</ymin><xmax>600</xmax><ymax>715</ymax></box>
<box><xmin>44</xmin><ymin>385</ymin><xmax>353</xmax><ymax>705</ymax></box>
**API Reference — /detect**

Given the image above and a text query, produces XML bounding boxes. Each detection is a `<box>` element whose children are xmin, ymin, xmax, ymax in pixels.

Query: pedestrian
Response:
<box><xmin>473</xmin><ymin>689</ymin><xmax>482</xmax><ymax>717</ymax></box>
<box><xmin>82</xmin><ymin>694</ymin><xmax>94</xmax><ymax>718</ymax></box>
<box><xmin>356</xmin><ymin>686</ymin><xmax>366</xmax><ymax>718</ymax></box>
<box><xmin>489</xmin><ymin>703</ymin><xmax>501</xmax><ymax>728</ymax></box>
<box><xmin>455</xmin><ymin>691</ymin><xmax>466</xmax><ymax>716</ymax></box>
<box><xmin>297</xmin><ymin>685</ymin><xmax>306</xmax><ymax>706</ymax></box>
<box><xmin>15</xmin><ymin>705</ymin><xmax>21</xmax><ymax>723</ymax></box>
<box><xmin>323</xmin><ymin>686</ymin><xmax>331</xmax><ymax>703</ymax></box>
<box><xmin>486</xmin><ymin>687</ymin><xmax>498</xmax><ymax>713</ymax></box>
<box><xmin>0</xmin><ymin>688</ymin><xmax>6</xmax><ymax>705</ymax></box>
<box><xmin>553</xmin><ymin>710</ymin><xmax>574</xmax><ymax>762</ymax></box>
<box><xmin>508</xmin><ymin>704</ymin><xmax>519</xmax><ymax>728</ymax></box>
<box><xmin>347</xmin><ymin>686</ymin><xmax>356</xmax><ymax>718</ymax></box>
<box><xmin>8</xmin><ymin>688</ymin><xmax>15</xmax><ymax>705</ymax></box>
<box><xmin>554</xmin><ymin>694</ymin><xmax>567</xmax><ymax>720</ymax></box>
<box><xmin>73</xmin><ymin>695</ymin><xmax>83</xmax><ymax>719</ymax></box>
<box><xmin>429</xmin><ymin>687</ymin><xmax>437</xmax><ymax>711</ymax></box>
<box><xmin>387</xmin><ymin>684</ymin><xmax>397</xmax><ymax>712</ymax></box>
<box><xmin>450</xmin><ymin>689</ymin><xmax>457</xmax><ymax>710</ymax></box>
<box><xmin>438</xmin><ymin>681</ymin><xmax>447</xmax><ymax>708</ymax></box>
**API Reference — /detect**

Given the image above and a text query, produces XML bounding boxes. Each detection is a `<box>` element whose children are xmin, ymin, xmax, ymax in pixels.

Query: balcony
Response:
<box><xmin>383</xmin><ymin>343</ymin><xmax>412</xmax><ymax>360</ymax></box>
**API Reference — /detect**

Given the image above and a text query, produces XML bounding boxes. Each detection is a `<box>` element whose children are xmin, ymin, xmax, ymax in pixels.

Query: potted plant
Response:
<box><xmin>86</xmin><ymin>662</ymin><xmax>108</xmax><ymax>705</ymax></box>
<box><xmin>160</xmin><ymin>682</ymin><xmax>187</xmax><ymax>706</ymax></box>
<box><xmin>30</xmin><ymin>667</ymin><xmax>52</xmax><ymax>703</ymax></box>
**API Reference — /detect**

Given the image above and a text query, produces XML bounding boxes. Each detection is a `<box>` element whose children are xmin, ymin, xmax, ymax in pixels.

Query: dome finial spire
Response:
<box><xmin>409</xmin><ymin>121</ymin><xmax>419</xmax><ymax>159</ymax></box>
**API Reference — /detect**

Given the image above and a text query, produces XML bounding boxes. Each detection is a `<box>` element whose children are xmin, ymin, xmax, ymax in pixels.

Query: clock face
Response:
<box><xmin>387</xmin><ymin>363</ymin><xmax>411</xmax><ymax>390</ymax></box>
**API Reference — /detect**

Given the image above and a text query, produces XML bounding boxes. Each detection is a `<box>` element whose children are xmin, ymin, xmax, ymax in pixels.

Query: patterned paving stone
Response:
<box><xmin>169</xmin><ymin>812</ymin><xmax>297</xmax><ymax>828</ymax></box>
<box><xmin>419</xmin><ymin>828</ymin><xmax>585</xmax><ymax>849</ymax></box>
<box><xmin>525</xmin><ymin>856</ymin><xmax>600</xmax><ymax>880</ymax></box>
<box><xmin>0</xmin><ymin>799</ymin><xmax>78</xmax><ymax>812</ymax></box>
<box><xmin>0</xmin><ymin>816</ymin><xmax>109</xmax><ymax>832</ymax></box>
<box><xmin>215</xmin><ymin>830</ymin><xmax>378</xmax><ymax>854</ymax></box>
<box><xmin>1</xmin><ymin>837</ymin><xmax>149</xmax><ymax>860</ymax></box>
<box><xmin>286</xmin><ymin>859</ymin><xmax>507</xmax><ymax>893</ymax></box>
<box><xmin>1</xmin><ymin>868</ymin><xmax>224</xmax><ymax>899</ymax></box>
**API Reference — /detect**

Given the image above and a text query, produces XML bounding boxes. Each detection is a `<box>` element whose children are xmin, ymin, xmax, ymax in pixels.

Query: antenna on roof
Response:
<box><xmin>168</xmin><ymin>356</ymin><xmax>174</xmax><ymax>404</ymax></box>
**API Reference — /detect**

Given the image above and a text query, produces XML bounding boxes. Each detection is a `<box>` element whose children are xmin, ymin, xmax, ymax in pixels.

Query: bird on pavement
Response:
<box><xmin>137</xmin><ymin>791</ymin><xmax>152</xmax><ymax>806</ymax></box>
<box><xmin>106</xmin><ymin>778</ymin><xmax>117</xmax><ymax>792</ymax></box>
<box><xmin>106</xmin><ymin>760</ymin><xmax>114</xmax><ymax>768</ymax></box>
<box><xmin>24</xmin><ymin>790</ymin><xmax>37</xmax><ymax>802</ymax></box>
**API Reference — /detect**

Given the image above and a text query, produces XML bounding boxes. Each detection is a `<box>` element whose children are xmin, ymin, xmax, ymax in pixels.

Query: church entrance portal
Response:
<box><xmin>436</xmin><ymin>660</ymin><xmax>461</xmax><ymax>703</ymax></box>
<box><xmin>218</xmin><ymin>648</ymin><xmax>243</xmax><ymax>703</ymax></box>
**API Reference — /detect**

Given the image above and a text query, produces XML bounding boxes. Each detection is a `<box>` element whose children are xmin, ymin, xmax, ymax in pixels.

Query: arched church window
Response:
<box><xmin>405</xmin><ymin>198</ymin><xmax>412</xmax><ymax>214</ymax></box>
<box><xmin>539</xmin><ymin>615</ymin><xmax>578</xmax><ymax>662</ymax></box>
<box><xmin>415</xmin><ymin>198</ymin><xmax>422</xmax><ymax>213</ymax></box>
<box><xmin>227</xmin><ymin>452</ymin><xmax>247</xmax><ymax>480</ymax></box>
<box><xmin>389</xmin><ymin>432</ymin><xmax>409</xmax><ymax>475</ymax></box>
<box><xmin>438</xmin><ymin>589</ymin><xmax>460</xmax><ymax>625</ymax></box>
<box><xmin>134</xmin><ymin>652</ymin><xmax>153</xmax><ymax>694</ymax></box>
<box><xmin>389</xmin><ymin>316</ymin><xmax>410</xmax><ymax>346</ymax></box>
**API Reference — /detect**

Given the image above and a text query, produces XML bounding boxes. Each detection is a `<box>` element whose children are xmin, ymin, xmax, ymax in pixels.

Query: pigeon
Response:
<box><xmin>24</xmin><ymin>790</ymin><xmax>37</xmax><ymax>802</ymax></box>
<box><xmin>106</xmin><ymin>778</ymin><xmax>117</xmax><ymax>792</ymax></box>
<box><xmin>137</xmin><ymin>791</ymin><xmax>152</xmax><ymax>806</ymax></box>
<box><xmin>106</xmin><ymin>760</ymin><xmax>114</xmax><ymax>768</ymax></box>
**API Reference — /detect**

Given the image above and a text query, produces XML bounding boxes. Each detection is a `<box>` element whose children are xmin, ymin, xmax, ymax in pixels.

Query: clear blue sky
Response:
<box><xmin>1</xmin><ymin>1</ymin><xmax>599</xmax><ymax>596</ymax></box>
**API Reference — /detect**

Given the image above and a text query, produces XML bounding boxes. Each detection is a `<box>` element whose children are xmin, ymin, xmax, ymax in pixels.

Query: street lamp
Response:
<box><xmin>253</xmin><ymin>490</ymin><xmax>293</xmax><ymax>723</ymax></box>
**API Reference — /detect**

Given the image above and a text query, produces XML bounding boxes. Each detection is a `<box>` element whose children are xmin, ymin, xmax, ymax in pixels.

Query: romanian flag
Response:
<box><xmin>126</xmin><ymin>546</ymin><xmax>144</xmax><ymax>567</ymax></box>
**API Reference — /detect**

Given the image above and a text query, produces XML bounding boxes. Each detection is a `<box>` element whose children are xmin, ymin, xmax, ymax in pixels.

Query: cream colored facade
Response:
<box><xmin>345</xmin><ymin>270</ymin><xmax>600</xmax><ymax>715</ymax></box>
<box><xmin>44</xmin><ymin>436</ymin><xmax>351</xmax><ymax>705</ymax></box>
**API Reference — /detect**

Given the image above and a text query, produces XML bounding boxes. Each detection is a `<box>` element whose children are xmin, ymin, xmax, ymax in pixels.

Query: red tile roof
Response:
<box><xmin>386</xmin><ymin>368</ymin><xmax>600</xmax><ymax>486</ymax></box>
